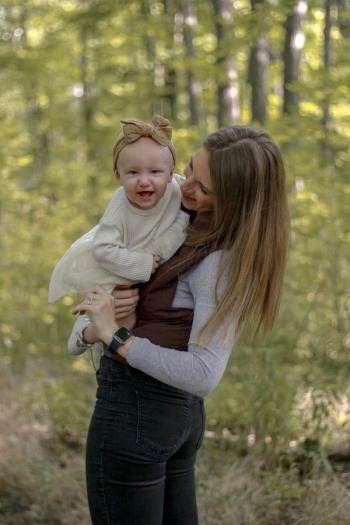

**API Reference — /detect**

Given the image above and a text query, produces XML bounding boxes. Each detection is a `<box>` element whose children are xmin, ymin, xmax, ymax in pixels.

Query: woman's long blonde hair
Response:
<box><xmin>186</xmin><ymin>125</ymin><xmax>290</xmax><ymax>344</ymax></box>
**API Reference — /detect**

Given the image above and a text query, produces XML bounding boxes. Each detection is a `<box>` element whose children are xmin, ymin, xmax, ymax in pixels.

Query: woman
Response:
<box><xmin>71</xmin><ymin>125</ymin><xmax>290</xmax><ymax>525</ymax></box>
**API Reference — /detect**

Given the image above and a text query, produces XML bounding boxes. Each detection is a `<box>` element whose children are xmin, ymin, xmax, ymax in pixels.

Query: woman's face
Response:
<box><xmin>181</xmin><ymin>148</ymin><xmax>215</xmax><ymax>213</ymax></box>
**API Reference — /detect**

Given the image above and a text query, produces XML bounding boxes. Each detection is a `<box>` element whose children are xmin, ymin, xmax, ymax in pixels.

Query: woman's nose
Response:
<box><xmin>180</xmin><ymin>180</ymin><xmax>188</xmax><ymax>192</ymax></box>
<box><xmin>181</xmin><ymin>171</ymin><xmax>191</xmax><ymax>185</ymax></box>
<box><xmin>181</xmin><ymin>177</ymin><xmax>193</xmax><ymax>191</ymax></box>
<box><xmin>183</xmin><ymin>163</ymin><xmax>191</xmax><ymax>180</ymax></box>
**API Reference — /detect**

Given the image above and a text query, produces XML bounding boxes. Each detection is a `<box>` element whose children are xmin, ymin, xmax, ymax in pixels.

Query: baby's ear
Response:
<box><xmin>168</xmin><ymin>170</ymin><xmax>174</xmax><ymax>182</ymax></box>
<box><xmin>115</xmin><ymin>170</ymin><xmax>121</xmax><ymax>182</ymax></box>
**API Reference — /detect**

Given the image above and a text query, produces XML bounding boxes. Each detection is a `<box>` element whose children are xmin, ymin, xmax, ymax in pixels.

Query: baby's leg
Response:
<box><xmin>68</xmin><ymin>314</ymin><xmax>96</xmax><ymax>354</ymax></box>
<box><xmin>82</xmin><ymin>322</ymin><xmax>100</xmax><ymax>344</ymax></box>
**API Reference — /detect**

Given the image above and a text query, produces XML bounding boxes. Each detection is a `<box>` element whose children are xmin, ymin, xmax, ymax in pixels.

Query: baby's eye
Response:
<box><xmin>151</xmin><ymin>169</ymin><xmax>160</xmax><ymax>174</ymax></box>
<box><xmin>129</xmin><ymin>170</ymin><xmax>138</xmax><ymax>175</ymax></box>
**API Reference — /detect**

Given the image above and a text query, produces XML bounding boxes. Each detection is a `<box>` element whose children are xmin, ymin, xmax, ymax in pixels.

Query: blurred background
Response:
<box><xmin>1</xmin><ymin>0</ymin><xmax>350</xmax><ymax>523</ymax></box>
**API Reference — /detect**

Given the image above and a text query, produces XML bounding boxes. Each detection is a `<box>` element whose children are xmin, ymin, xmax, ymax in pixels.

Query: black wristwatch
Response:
<box><xmin>104</xmin><ymin>327</ymin><xmax>133</xmax><ymax>357</ymax></box>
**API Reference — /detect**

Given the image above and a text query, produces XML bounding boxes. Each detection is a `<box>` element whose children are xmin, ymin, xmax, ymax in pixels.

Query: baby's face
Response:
<box><xmin>116</xmin><ymin>137</ymin><xmax>174</xmax><ymax>210</ymax></box>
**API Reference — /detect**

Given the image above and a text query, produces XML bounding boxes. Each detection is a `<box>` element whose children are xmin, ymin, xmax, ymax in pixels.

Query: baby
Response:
<box><xmin>48</xmin><ymin>115</ymin><xmax>188</xmax><ymax>368</ymax></box>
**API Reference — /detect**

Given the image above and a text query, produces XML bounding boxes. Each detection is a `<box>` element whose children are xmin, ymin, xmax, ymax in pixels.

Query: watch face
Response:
<box><xmin>116</xmin><ymin>326</ymin><xmax>133</xmax><ymax>342</ymax></box>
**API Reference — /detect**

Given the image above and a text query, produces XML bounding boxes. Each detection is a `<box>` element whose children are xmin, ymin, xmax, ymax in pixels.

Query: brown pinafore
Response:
<box><xmin>113</xmin><ymin>219</ymin><xmax>219</xmax><ymax>365</ymax></box>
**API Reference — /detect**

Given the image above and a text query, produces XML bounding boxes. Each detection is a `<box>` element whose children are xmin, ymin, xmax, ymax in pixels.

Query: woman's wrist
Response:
<box><xmin>101</xmin><ymin>326</ymin><xmax>119</xmax><ymax>347</ymax></box>
<box><xmin>103</xmin><ymin>329</ymin><xmax>134</xmax><ymax>360</ymax></box>
<box><xmin>116</xmin><ymin>336</ymin><xmax>135</xmax><ymax>358</ymax></box>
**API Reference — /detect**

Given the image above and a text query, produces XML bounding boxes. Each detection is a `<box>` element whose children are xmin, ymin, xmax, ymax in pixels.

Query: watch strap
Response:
<box><xmin>106</xmin><ymin>327</ymin><xmax>133</xmax><ymax>356</ymax></box>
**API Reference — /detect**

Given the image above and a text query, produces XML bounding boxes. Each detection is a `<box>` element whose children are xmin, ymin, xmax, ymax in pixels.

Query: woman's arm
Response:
<box><xmin>71</xmin><ymin>253</ymin><xmax>235</xmax><ymax>397</ymax></box>
<box><xmin>123</xmin><ymin>253</ymin><xmax>235</xmax><ymax>397</ymax></box>
<box><xmin>124</xmin><ymin>334</ymin><xmax>232</xmax><ymax>398</ymax></box>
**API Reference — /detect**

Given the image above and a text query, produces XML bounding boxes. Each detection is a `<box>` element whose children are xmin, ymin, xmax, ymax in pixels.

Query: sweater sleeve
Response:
<box><xmin>126</xmin><ymin>252</ymin><xmax>235</xmax><ymax>397</ymax></box>
<box><xmin>92</xmin><ymin>221</ymin><xmax>154</xmax><ymax>282</ymax></box>
<box><xmin>143</xmin><ymin>209</ymin><xmax>189</xmax><ymax>263</ymax></box>
<box><xmin>142</xmin><ymin>176</ymin><xmax>188</xmax><ymax>262</ymax></box>
<box><xmin>92</xmin><ymin>190</ymin><xmax>154</xmax><ymax>282</ymax></box>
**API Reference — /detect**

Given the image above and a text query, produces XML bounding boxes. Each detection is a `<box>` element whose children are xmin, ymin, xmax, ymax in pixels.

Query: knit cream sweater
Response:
<box><xmin>48</xmin><ymin>175</ymin><xmax>188</xmax><ymax>302</ymax></box>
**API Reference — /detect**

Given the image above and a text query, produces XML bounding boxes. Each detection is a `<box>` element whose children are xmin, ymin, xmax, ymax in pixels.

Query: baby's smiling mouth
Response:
<box><xmin>138</xmin><ymin>191</ymin><xmax>153</xmax><ymax>197</ymax></box>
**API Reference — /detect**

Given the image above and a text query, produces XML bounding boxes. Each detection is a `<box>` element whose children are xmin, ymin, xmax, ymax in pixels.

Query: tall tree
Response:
<box><xmin>322</xmin><ymin>0</ymin><xmax>332</xmax><ymax>125</ymax></box>
<box><xmin>141</xmin><ymin>0</ymin><xmax>159</xmax><ymax>117</ymax></box>
<box><xmin>212</xmin><ymin>0</ymin><xmax>240</xmax><ymax>127</ymax></box>
<box><xmin>162</xmin><ymin>0</ymin><xmax>178</xmax><ymax>120</ymax></box>
<box><xmin>182</xmin><ymin>0</ymin><xmax>201</xmax><ymax>125</ymax></box>
<box><xmin>247</xmin><ymin>0</ymin><xmax>269</xmax><ymax>125</ymax></box>
<box><xmin>336</xmin><ymin>0</ymin><xmax>350</xmax><ymax>38</ymax></box>
<box><xmin>283</xmin><ymin>0</ymin><xmax>307</xmax><ymax>114</ymax></box>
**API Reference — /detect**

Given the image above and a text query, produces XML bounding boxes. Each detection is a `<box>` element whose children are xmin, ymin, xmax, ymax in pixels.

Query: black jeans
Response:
<box><xmin>86</xmin><ymin>356</ymin><xmax>206</xmax><ymax>525</ymax></box>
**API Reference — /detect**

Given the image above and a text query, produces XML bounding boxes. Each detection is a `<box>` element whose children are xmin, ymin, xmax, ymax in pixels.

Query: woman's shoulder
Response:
<box><xmin>196</xmin><ymin>249</ymin><xmax>222</xmax><ymax>268</ymax></box>
<box><xmin>178</xmin><ymin>250</ymin><xmax>230</xmax><ymax>305</ymax></box>
<box><xmin>197</xmin><ymin>249</ymin><xmax>230</xmax><ymax>269</ymax></box>
<box><xmin>182</xmin><ymin>249</ymin><xmax>231</xmax><ymax>286</ymax></box>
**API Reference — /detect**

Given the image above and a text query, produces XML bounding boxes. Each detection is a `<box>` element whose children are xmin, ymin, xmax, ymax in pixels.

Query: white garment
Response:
<box><xmin>48</xmin><ymin>175</ymin><xmax>188</xmax><ymax>302</ymax></box>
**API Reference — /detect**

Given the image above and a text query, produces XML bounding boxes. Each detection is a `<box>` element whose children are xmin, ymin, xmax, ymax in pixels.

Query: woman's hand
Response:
<box><xmin>71</xmin><ymin>286</ymin><xmax>119</xmax><ymax>346</ymax></box>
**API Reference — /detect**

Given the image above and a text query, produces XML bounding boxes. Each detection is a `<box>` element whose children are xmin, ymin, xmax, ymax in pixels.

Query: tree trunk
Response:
<box><xmin>80</xmin><ymin>26</ymin><xmax>101</xmax><ymax>211</ymax></box>
<box><xmin>141</xmin><ymin>0</ymin><xmax>158</xmax><ymax>118</ymax></box>
<box><xmin>336</xmin><ymin>0</ymin><xmax>350</xmax><ymax>38</ymax></box>
<box><xmin>182</xmin><ymin>0</ymin><xmax>200</xmax><ymax>125</ymax></box>
<box><xmin>19</xmin><ymin>7</ymin><xmax>50</xmax><ymax>172</ymax></box>
<box><xmin>212</xmin><ymin>0</ymin><xmax>240</xmax><ymax>127</ymax></box>
<box><xmin>283</xmin><ymin>0</ymin><xmax>306</xmax><ymax>114</ymax></box>
<box><xmin>322</xmin><ymin>0</ymin><xmax>332</xmax><ymax>126</ymax></box>
<box><xmin>163</xmin><ymin>0</ymin><xmax>177</xmax><ymax>120</ymax></box>
<box><xmin>247</xmin><ymin>0</ymin><xmax>269</xmax><ymax>125</ymax></box>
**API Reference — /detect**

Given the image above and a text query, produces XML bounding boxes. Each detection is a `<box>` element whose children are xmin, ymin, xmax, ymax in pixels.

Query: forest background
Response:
<box><xmin>1</xmin><ymin>0</ymin><xmax>350</xmax><ymax>523</ymax></box>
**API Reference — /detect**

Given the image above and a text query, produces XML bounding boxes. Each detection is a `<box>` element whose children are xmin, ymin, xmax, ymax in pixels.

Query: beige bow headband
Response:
<box><xmin>113</xmin><ymin>115</ymin><xmax>176</xmax><ymax>171</ymax></box>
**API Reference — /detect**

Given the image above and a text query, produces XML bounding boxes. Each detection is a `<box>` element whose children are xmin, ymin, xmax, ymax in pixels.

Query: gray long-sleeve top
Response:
<box><xmin>126</xmin><ymin>251</ymin><xmax>235</xmax><ymax>397</ymax></box>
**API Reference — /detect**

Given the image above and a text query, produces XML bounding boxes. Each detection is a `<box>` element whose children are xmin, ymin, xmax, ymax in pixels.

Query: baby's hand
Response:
<box><xmin>152</xmin><ymin>255</ymin><xmax>160</xmax><ymax>274</ymax></box>
<box><xmin>111</xmin><ymin>285</ymin><xmax>139</xmax><ymax>318</ymax></box>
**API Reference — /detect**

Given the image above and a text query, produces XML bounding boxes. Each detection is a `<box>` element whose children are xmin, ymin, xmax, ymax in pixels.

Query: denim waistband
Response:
<box><xmin>98</xmin><ymin>354</ymin><xmax>201</xmax><ymax>401</ymax></box>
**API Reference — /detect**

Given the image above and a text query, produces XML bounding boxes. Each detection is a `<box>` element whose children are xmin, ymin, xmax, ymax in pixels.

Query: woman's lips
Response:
<box><xmin>182</xmin><ymin>192</ymin><xmax>196</xmax><ymax>202</ymax></box>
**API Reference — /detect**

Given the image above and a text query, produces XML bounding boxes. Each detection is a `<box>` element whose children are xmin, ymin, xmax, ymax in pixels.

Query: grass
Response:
<box><xmin>1</xmin><ymin>360</ymin><xmax>350</xmax><ymax>525</ymax></box>
<box><xmin>0</xmin><ymin>360</ymin><xmax>90</xmax><ymax>525</ymax></box>
<box><xmin>197</xmin><ymin>441</ymin><xmax>350</xmax><ymax>525</ymax></box>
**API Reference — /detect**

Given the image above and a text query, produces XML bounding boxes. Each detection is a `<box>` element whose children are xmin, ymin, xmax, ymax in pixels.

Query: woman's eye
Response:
<box><xmin>200</xmin><ymin>185</ymin><xmax>208</xmax><ymax>195</ymax></box>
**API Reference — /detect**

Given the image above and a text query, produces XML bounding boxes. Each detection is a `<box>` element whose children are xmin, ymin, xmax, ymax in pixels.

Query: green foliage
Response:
<box><xmin>1</xmin><ymin>0</ymin><xmax>350</xmax><ymax>456</ymax></box>
<box><xmin>23</xmin><ymin>362</ymin><xmax>96</xmax><ymax>439</ymax></box>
